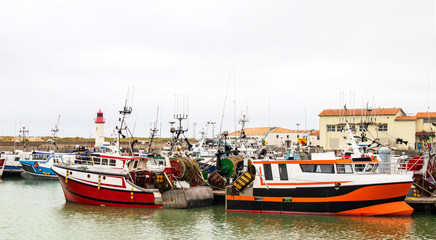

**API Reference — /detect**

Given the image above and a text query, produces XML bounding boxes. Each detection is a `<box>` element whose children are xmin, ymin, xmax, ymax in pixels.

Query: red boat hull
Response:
<box><xmin>56</xmin><ymin>174</ymin><xmax>162</xmax><ymax>208</ymax></box>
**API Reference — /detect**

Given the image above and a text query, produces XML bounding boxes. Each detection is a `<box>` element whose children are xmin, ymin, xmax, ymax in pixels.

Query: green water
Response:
<box><xmin>1</xmin><ymin>177</ymin><xmax>436</xmax><ymax>240</ymax></box>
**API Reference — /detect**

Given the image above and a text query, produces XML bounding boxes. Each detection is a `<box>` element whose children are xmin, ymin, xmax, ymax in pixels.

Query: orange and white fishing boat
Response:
<box><xmin>226</xmin><ymin>155</ymin><xmax>413</xmax><ymax>216</ymax></box>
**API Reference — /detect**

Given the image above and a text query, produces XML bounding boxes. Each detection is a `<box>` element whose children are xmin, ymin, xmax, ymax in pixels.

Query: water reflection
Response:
<box><xmin>224</xmin><ymin>212</ymin><xmax>415</xmax><ymax>239</ymax></box>
<box><xmin>3</xmin><ymin>175</ymin><xmax>436</xmax><ymax>240</ymax></box>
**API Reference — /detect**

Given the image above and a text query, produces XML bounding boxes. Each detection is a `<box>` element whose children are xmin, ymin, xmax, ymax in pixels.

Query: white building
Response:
<box><xmin>227</xmin><ymin>127</ymin><xmax>319</xmax><ymax>148</ymax></box>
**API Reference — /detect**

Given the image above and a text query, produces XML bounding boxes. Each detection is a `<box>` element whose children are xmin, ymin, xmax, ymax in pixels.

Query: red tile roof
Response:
<box><xmin>416</xmin><ymin>112</ymin><xmax>436</xmax><ymax>118</ymax></box>
<box><xmin>310</xmin><ymin>130</ymin><xmax>320</xmax><ymax>136</ymax></box>
<box><xmin>319</xmin><ymin>108</ymin><xmax>404</xmax><ymax>116</ymax></box>
<box><xmin>395</xmin><ymin>116</ymin><xmax>417</xmax><ymax>121</ymax></box>
<box><xmin>228</xmin><ymin>127</ymin><xmax>315</xmax><ymax>136</ymax></box>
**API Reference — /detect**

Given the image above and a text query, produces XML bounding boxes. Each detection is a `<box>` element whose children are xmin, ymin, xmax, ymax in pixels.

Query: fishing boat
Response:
<box><xmin>225</xmin><ymin>156</ymin><xmax>413</xmax><ymax>216</ymax></box>
<box><xmin>53</xmin><ymin>100</ymin><xmax>213</xmax><ymax>208</ymax></box>
<box><xmin>0</xmin><ymin>157</ymin><xmax>6</xmax><ymax>178</ymax></box>
<box><xmin>20</xmin><ymin>154</ymin><xmax>76</xmax><ymax>180</ymax></box>
<box><xmin>52</xmin><ymin>153</ymin><xmax>166</xmax><ymax>207</ymax></box>
<box><xmin>3</xmin><ymin>150</ymin><xmax>51</xmax><ymax>174</ymax></box>
<box><xmin>225</xmin><ymin>122</ymin><xmax>414</xmax><ymax>216</ymax></box>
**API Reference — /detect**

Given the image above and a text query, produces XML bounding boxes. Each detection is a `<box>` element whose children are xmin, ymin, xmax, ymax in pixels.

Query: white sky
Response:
<box><xmin>1</xmin><ymin>0</ymin><xmax>435</xmax><ymax>138</ymax></box>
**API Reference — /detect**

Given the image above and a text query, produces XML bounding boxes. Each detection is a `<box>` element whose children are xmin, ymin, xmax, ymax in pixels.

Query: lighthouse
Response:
<box><xmin>95</xmin><ymin>109</ymin><xmax>105</xmax><ymax>148</ymax></box>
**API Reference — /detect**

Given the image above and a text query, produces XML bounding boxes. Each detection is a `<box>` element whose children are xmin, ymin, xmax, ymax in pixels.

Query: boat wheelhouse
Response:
<box><xmin>226</xmin><ymin>156</ymin><xmax>413</xmax><ymax>216</ymax></box>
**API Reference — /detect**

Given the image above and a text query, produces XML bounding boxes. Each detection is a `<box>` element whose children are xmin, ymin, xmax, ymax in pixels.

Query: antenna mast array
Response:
<box><xmin>171</xmin><ymin>94</ymin><xmax>190</xmax><ymax>149</ymax></box>
<box><xmin>148</xmin><ymin>107</ymin><xmax>161</xmax><ymax>154</ymax></box>
<box><xmin>19</xmin><ymin>126</ymin><xmax>29</xmax><ymax>150</ymax></box>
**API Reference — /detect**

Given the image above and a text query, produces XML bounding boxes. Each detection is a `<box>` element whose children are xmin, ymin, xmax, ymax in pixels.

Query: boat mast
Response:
<box><xmin>116</xmin><ymin>98</ymin><xmax>132</xmax><ymax>154</ymax></box>
<box><xmin>19</xmin><ymin>126</ymin><xmax>29</xmax><ymax>150</ymax></box>
<box><xmin>148</xmin><ymin>106</ymin><xmax>160</xmax><ymax>154</ymax></box>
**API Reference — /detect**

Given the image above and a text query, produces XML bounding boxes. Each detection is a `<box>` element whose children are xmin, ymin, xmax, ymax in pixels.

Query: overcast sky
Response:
<box><xmin>0</xmin><ymin>0</ymin><xmax>435</xmax><ymax>138</ymax></box>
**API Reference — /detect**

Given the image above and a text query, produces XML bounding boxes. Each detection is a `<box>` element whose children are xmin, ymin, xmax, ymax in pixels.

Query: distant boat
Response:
<box><xmin>2</xmin><ymin>151</ymin><xmax>51</xmax><ymax>174</ymax></box>
<box><xmin>20</xmin><ymin>153</ymin><xmax>76</xmax><ymax>180</ymax></box>
<box><xmin>0</xmin><ymin>157</ymin><xmax>6</xmax><ymax>178</ymax></box>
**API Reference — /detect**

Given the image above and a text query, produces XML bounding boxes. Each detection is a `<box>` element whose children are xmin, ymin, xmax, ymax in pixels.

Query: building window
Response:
<box><xmin>327</xmin><ymin>125</ymin><xmax>336</xmax><ymax>132</ymax></box>
<box><xmin>379</xmin><ymin>124</ymin><xmax>388</xmax><ymax>132</ymax></box>
<box><xmin>359</xmin><ymin>125</ymin><xmax>368</xmax><ymax>132</ymax></box>
<box><xmin>276</xmin><ymin>135</ymin><xmax>279</xmax><ymax>139</ymax></box>
<box><xmin>287</xmin><ymin>135</ymin><xmax>289</xmax><ymax>138</ymax></box>
<box><xmin>337</xmin><ymin>126</ymin><xmax>345</xmax><ymax>132</ymax></box>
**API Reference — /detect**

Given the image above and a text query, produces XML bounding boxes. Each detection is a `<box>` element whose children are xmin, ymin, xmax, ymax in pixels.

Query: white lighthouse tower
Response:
<box><xmin>95</xmin><ymin>109</ymin><xmax>105</xmax><ymax>148</ymax></box>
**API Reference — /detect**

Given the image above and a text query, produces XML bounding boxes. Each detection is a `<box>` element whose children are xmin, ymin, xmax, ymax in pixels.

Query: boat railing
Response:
<box><xmin>64</xmin><ymin>155</ymin><xmax>123</xmax><ymax>168</ymax></box>
<box><xmin>351</xmin><ymin>161</ymin><xmax>412</xmax><ymax>175</ymax></box>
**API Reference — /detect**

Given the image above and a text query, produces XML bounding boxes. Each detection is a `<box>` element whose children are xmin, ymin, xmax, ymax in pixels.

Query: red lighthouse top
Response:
<box><xmin>95</xmin><ymin>109</ymin><xmax>105</xmax><ymax>124</ymax></box>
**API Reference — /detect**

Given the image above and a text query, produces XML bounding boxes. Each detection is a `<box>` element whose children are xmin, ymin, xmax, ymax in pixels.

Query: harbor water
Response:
<box><xmin>1</xmin><ymin>177</ymin><xmax>436</xmax><ymax>240</ymax></box>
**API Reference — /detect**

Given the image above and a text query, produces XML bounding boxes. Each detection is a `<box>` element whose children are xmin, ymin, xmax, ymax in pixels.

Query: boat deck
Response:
<box><xmin>405</xmin><ymin>196</ymin><xmax>436</xmax><ymax>214</ymax></box>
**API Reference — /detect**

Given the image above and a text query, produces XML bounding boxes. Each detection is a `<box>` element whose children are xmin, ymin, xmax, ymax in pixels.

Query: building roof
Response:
<box><xmin>416</xmin><ymin>112</ymin><xmax>436</xmax><ymax>118</ymax></box>
<box><xmin>319</xmin><ymin>108</ymin><xmax>404</xmax><ymax>117</ymax></box>
<box><xmin>310</xmin><ymin>130</ymin><xmax>320</xmax><ymax>136</ymax></box>
<box><xmin>228</xmin><ymin>127</ymin><xmax>314</xmax><ymax>137</ymax></box>
<box><xmin>395</xmin><ymin>116</ymin><xmax>417</xmax><ymax>121</ymax></box>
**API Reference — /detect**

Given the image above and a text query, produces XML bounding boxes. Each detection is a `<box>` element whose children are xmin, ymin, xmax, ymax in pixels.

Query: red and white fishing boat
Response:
<box><xmin>52</xmin><ymin>153</ymin><xmax>171</xmax><ymax>207</ymax></box>
<box><xmin>53</xmin><ymin>102</ymin><xmax>213</xmax><ymax>208</ymax></box>
<box><xmin>0</xmin><ymin>157</ymin><xmax>6</xmax><ymax>178</ymax></box>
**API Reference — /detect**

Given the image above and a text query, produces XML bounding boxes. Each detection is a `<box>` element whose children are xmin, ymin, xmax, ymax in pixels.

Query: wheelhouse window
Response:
<box><xmin>109</xmin><ymin>159</ymin><xmax>116</xmax><ymax>166</ymax></box>
<box><xmin>336</xmin><ymin>164</ymin><xmax>353</xmax><ymax>174</ymax></box>
<box><xmin>316</xmin><ymin>164</ymin><xmax>334</xmax><ymax>173</ymax></box>
<box><xmin>378</xmin><ymin>124</ymin><xmax>388</xmax><ymax>132</ymax></box>
<box><xmin>263</xmin><ymin>164</ymin><xmax>273</xmax><ymax>180</ymax></box>
<box><xmin>300</xmin><ymin>164</ymin><xmax>334</xmax><ymax>173</ymax></box>
<box><xmin>327</xmin><ymin>125</ymin><xmax>336</xmax><ymax>132</ymax></box>
<box><xmin>102</xmin><ymin>158</ymin><xmax>108</xmax><ymax>165</ymax></box>
<box><xmin>93</xmin><ymin>158</ymin><xmax>101</xmax><ymax>165</ymax></box>
<box><xmin>278</xmin><ymin>164</ymin><xmax>288</xmax><ymax>180</ymax></box>
<box><xmin>300</xmin><ymin>164</ymin><xmax>316</xmax><ymax>172</ymax></box>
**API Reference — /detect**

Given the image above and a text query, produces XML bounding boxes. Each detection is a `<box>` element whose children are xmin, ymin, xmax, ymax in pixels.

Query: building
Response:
<box><xmin>227</xmin><ymin>127</ymin><xmax>319</xmax><ymax>148</ymax></box>
<box><xmin>318</xmin><ymin>108</ymin><xmax>436</xmax><ymax>151</ymax></box>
